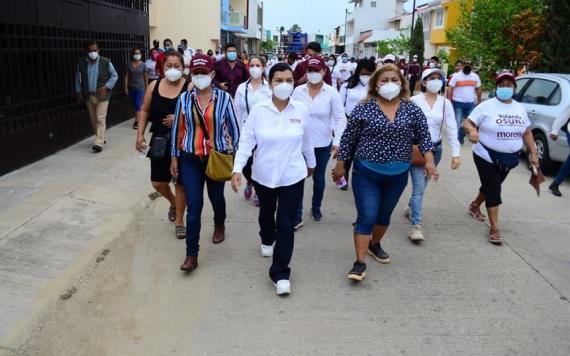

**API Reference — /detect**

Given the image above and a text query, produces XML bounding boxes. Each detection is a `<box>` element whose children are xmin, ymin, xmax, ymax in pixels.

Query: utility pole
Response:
<box><xmin>409</xmin><ymin>0</ymin><xmax>417</xmax><ymax>62</ymax></box>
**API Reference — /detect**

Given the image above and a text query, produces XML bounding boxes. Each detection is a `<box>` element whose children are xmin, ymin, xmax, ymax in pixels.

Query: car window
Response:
<box><xmin>550</xmin><ymin>87</ymin><xmax>561</xmax><ymax>105</ymax></box>
<box><xmin>520</xmin><ymin>79</ymin><xmax>560</xmax><ymax>106</ymax></box>
<box><xmin>515</xmin><ymin>78</ymin><xmax>530</xmax><ymax>99</ymax></box>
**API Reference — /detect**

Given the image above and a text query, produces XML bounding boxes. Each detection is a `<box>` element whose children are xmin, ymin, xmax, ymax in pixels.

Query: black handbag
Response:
<box><xmin>147</xmin><ymin>134</ymin><xmax>171</xmax><ymax>159</ymax></box>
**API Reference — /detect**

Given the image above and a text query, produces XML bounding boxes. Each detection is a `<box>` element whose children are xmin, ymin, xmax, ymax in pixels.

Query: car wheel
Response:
<box><xmin>533</xmin><ymin>131</ymin><xmax>557</xmax><ymax>174</ymax></box>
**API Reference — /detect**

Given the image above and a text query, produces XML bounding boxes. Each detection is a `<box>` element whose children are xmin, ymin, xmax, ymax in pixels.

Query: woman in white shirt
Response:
<box><xmin>463</xmin><ymin>72</ymin><xmax>539</xmax><ymax>244</ymax></box>
<box><xmin>291</xmin><ymin>57</ymin><xmax>346</xmax><ymax>225</ymax></box>
<box><xmin>231</xmin><ymin>63</ymin><xmax>316</xmax><ymax>296</ymax></box>
<box><xmin>337</xmin><ymin>59</ymin><xmax>377</xmax><ymax>189</ymax></box>
<box><xmin>327</xmin><ymin>54</ymin><xmax>342</xmax><ymax>90</ymax></box>
<box><xmin>234</xmin><ymin>56</ymin><xmax>272</xmax><ymax>204</ymax></box>
<box><xmin>407</xmin><ymin>68</ymin><xmax>461</xmax><ymax>242</ymax></box>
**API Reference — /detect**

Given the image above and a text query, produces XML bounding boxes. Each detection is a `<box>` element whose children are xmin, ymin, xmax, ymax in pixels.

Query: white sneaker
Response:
<box><xmin>261</xmin><ymin>244</ymin><xmax>274</xmax><ymax>257</ymax></box>
<box><xmin>275</xmin><ymin>280</ymin><xmax>291</xmax><ymax>295</ymax></box>
<box><xmin>408</xmin><ymin>225</ymin><xmax>425</xmax><ymax>242</ymax></box>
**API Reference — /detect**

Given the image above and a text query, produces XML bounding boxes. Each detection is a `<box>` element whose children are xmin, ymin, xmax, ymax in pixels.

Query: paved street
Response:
<box><xmin>1</xmin><ymin>122</ymin><xmax>569</xmax><ymax>356</ymax></box>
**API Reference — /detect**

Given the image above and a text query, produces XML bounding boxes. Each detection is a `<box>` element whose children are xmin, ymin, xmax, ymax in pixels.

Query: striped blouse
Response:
<box><xmin>171</xmin><ymin>87</ymin><xmax>240</xmax><ymax>157</ymax></box>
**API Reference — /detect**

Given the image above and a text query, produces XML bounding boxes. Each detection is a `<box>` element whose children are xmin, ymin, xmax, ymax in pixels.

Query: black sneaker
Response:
<box><xmin>368</xmin><ymin>242</ymin><xmax>390</xmax><ymax>263</ymax></box>
<box><xmin>347</xmin><ymin>260</ymin><xmax>366</xmax><ymax>281</ymax></box>
<box><xmin>549</xmin><ymin>182</ymin><xmax>562</xmax><ymax>197</ymax></box>
<box><xmin>311</xmin><ymin>208</ymin><xmax>322</xmax><ymax>221</ymax></box>
<box><xmin>92</xmin><ymin>145</ymin><xmax>103</xmax><ymax>153</ymax></box>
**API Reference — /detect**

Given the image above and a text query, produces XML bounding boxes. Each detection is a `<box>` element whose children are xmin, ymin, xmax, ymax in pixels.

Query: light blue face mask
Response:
<box><xmin>496</xmin><ymin>87</ymin><xmax>514</xmax><ymax>101</ymax></box>
<box><xmin>227</xmin><ymin>52</ymin><xmax>237</xmax><ymax>61</ymax></box>
<box><xmin>341</xmin><ymin>57</ymin><xmax>348</xmax><ymax>63</ymax></box>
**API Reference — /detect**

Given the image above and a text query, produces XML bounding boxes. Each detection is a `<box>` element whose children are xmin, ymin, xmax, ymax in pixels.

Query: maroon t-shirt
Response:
<box><xmin>214</xmin><ymin>59</ymin><xmax>249</xmax><ymax>97</ymax></box>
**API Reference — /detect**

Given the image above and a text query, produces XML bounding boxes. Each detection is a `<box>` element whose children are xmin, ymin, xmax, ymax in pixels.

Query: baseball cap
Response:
<box><xmin>384</xmin><ymin>54</ymin><xmax>396</xmax><ymax>62</ymax></box>
<box><xmin>190</xmin><ymin>54</ymin><xmax>214</xmax><ymax>74</ymax></box>
<box><xmin>495</xmin><ymin>71</ymin><xmax>516</xmax><ymax>86</ymax></box>
<box><xmin>421</xmin><ymin>68</ymin><xmax>446</xmax><ymax>81</ymax></box>
<box><xmin>307</xmin><ymin>57</ymin><xmax>326</xmax><ymax>71</ymax></box>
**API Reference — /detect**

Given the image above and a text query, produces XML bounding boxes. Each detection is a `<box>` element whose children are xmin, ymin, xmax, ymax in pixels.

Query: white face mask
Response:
<box><xmin>164</xmin><ymin>68</ymin><xmax>183</xmax><ymax>82</ymax></box>
<box><xmin>192</xmin><ymin>74</ymin><xmax>213</xmax><ymax>90</ymax></box>
<box><xmin>88</xmin><ymin>51</ymin><xmax>99</xmax><ymax>60</ymax></box>
<box><xmin>272</xmin><ymin>82</ymin><xmax>294</xmax><ymax>101</ymax></box>
<box><xmin>133</xmin><ymin>54</ymin><xmax>141</xmax><ymax>61</ymax></box>
<box><xmin>429</xmin><ymin>62</ymin><xmax>436</xmax><ymax>68</ymax></box>
<box><xmin>327</xmin><ymin>60</ymin><xmax>335</xmax><ymax>67</ymax></box>
<box><xmin>426</xmin><ymin>79</ymin><xmax>443</xmax><ymax>93</ymax></box>
<box><xmin>249</xmin><ymin>67</ymin><xmax>263</xmax><ymax>79</ymax></box>
<box><xmin>307</xmin><ymin>72</ymin><xmax>323</xmax><ymax>85</ymax></box>
<box><xmin>377</xmin><ymin>82</ymin><xmax>401</xmax><ymax>101</ymax></box>
<box><xmin>360</xmin><ymin>75</ymin><xmax>371</xmax><ymax>85</ymax></box>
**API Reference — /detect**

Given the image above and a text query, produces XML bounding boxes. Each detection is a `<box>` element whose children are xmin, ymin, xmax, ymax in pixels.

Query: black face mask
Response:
<box><xmin>463</xmin><ymin>66</ymin><xmax>472</xmax><ymax>74</ymax></box>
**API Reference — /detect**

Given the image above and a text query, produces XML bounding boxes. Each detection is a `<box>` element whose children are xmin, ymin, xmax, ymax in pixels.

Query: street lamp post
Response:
<box><xmin>409</xmin><ymin>0</ymin><xmax>417</xmax><ymax>62</ymax></box>
<box><xmin>343</xmin><ymin>8</ymin><xmax>348</xmax><ymax>54</ymax></box>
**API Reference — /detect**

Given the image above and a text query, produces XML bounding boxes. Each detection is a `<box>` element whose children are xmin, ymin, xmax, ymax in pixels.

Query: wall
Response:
<box><xmin>0</xmin><ymin>0</ymin><xmax>148</xmax><ymax>175</ymax></box>
<box><xmin>149</xmin><ymin>0</ymin><xmax>219</xmax><ymax>52</ymax></box>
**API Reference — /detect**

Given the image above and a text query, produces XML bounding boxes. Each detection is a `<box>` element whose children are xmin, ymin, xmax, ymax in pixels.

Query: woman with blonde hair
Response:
<box><xmin>333</xmin><ymin>64</ymin><xmax>437</xmax><ymax>281</ymax></box>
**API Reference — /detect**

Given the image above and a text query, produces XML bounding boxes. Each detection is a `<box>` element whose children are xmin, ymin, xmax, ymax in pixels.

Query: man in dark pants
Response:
<box><xmin>407</xmin><ymin>54</ymin><xmax>420</xmax><ymax>95</ymax></box>
<box><xmin>75</xmin><ymin>40</ymin><xmax>118</xmax><ymax>153</ymax></box>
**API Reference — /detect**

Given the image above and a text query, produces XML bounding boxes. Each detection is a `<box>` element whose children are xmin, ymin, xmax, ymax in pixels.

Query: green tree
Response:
<box><xmin>540</xmin><ymin>0</ymin><xmax>570</xmax><ymax>72</ymax></box>
<box><xmin>447</xmin><ymin>0</ymin><xmax>543</xmax><ymax>73</ymax></box>
<box><xmin>410</xmin><ymin>17</ymin><xmax>425</xmax><ymax>66</ymax></box>
<box><xmin>261</xmin><ymin>39</ymin><xmax>275</xmax><ymax>51</ymax></box>
<box><xmin>376</xmin><ymin>28</ymin><xmax>411</xmax><ymax>57</ymax></box>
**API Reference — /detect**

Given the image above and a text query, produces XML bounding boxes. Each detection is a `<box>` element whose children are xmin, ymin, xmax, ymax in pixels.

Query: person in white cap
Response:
<box><xmin>383</xmin><ymin>54</ymin><xmax>396</xmax><ymax>64</ymax></box>
<box><xmin>406</xmin><ymin>68</ymin><xmax>461</xmax><ymax>242</ymax></box>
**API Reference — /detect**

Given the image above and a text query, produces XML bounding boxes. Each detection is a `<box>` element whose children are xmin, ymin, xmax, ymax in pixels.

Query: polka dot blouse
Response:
<box><xmin>338</xmin><ymin>98</ymin><xmax>433</xmax><ymax>163</ymax></box>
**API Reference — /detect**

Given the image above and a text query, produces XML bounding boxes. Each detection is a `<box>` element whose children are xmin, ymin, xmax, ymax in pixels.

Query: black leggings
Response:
<box><xmin>473</xmin><ymin>153</ymin><xmax>510</xmax><ymax>208</ymax></box>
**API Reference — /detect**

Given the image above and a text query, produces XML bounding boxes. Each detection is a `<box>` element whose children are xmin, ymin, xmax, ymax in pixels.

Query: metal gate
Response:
<box><xmin>0</xmin><ymin>0</ymin><xmax>149</xmax><ymax>175</ymax></box>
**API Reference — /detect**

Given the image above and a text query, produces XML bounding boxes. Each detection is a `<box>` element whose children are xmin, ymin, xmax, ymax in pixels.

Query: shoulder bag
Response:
<box><xmin>195</xmin><ymin>101</ymin><xmax>234</xmax><ymax>181</ymax></box>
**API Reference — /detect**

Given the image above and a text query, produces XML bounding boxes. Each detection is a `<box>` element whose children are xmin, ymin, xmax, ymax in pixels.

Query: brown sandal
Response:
<box><xmin>489</xmin><ymin>229</ymin><xmax>503</xmax><ymax>244</ymax></box>
<box><xmin>468</xmin><ymin>203</ymin><xmax>486</xmax><ymax>222</ymax></box>
<box><xmin>168</xmin><ymin>206</ymin><xmax>176</xmax><ymax>222</ymax></box>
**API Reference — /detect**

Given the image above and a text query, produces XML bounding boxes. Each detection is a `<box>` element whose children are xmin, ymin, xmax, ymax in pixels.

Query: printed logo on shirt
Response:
<box><xmin>496</xmin><ymin>114</ymin><xmax>526</xmax><ymax>126</ymax></box>
<box><xmin>289</xmin><ymin>118</ymin><xmax>301</xmax><ymax>123</ymax></box>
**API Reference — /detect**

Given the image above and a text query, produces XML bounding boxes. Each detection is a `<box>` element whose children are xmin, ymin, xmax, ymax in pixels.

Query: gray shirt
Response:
<box><xmin>126</xmin><ymin>61</ymin><xmax>146</xmax><ymax>91</ymax></box>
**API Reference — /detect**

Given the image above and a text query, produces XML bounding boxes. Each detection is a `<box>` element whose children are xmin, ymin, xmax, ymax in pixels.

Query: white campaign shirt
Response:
<box><xmin>337</xmin><ymin>62</ymin><xmax>354</xmax><ymax>82</ymax></box>
<box><xmin>411</xmin><ymin>94</ymin><xmax>461</xmax><ymax>157</ymax></box>
<box><xmin>292</xmin><ymin>83</ymin><xmax>347</xmax><ymax>148</ymax></box>
<box><xmin>469</xmin><ymin>98</ymin><xmax>531</xmax><ymax>163</ymax></box>
<box><xmin>234</xmin><ymin>79</ymin><xmax>272</xmax><ymax>128</ymax></box>
<box><xmin>339</xmin><ymin>81</ymin><xmax>368</xmax><ymax>116</ymax></box>
<box><xmin>448</xmin><ymin>71</ymin><xmax>481</xmax><ymax>103</ymax></box>
<box><xmin>329</xmin><ymin>65</ymin><xmax>342</xmax><ymax>89</ymax></box>
<box><xmin>233</xmin><ymin>99</ymin><xmax>317</xmax><ymax>188</ymax></box>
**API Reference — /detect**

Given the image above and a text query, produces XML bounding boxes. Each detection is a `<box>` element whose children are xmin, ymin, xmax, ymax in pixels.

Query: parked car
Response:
<box><xmin>514</xmin><ymin>73</ymin><xmax>570</xmax><ymax>174</ymax></box>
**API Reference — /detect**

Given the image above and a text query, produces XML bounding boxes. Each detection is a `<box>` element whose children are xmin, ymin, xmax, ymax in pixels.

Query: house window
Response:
<box><xmin>371</xmin><ymin>1</ymin><xmax>377</xmax><ymax>7</ymax></box>
<box><xmin>393</xmin><ymin>20</ymin><xmax>401</xmax><ymax>30</ymax></box>
<box><xmin>435</xmin><ymin>9</ymin><xmax>444</xmax><ymax>28</ymax></box>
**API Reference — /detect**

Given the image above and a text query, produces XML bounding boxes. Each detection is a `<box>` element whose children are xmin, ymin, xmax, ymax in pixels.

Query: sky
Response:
<box><xmin>263</xmin><ymin>0</ymin><xmax>431</xmax><ymax>36</ymax></box>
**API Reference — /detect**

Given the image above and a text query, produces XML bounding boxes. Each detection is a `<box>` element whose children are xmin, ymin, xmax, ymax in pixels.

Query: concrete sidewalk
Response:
<box><xmin>1</xmin><ymin>121</ymin><xmax>570</xmax><ymax>355</ymax></box>
<box><xmin>0</xmin><ymin>122</ymin><xmax>151</xmax><ymax>348</ymax></box>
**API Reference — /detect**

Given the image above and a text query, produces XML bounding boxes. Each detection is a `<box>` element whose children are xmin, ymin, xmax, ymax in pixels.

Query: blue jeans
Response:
<box><xmin>352</xmin><ymin>160</ymin><xmax>409</xmax><ymax>234</ymax></box>
<box><xmin>452</xmin><ymin>101</ymin><xmax>475</xmax><ymax>142</ymax></box>
<box><xmin>297</xmin><ymin>143</ymin><xmax>331</xmax><ymax>219</ymax></box>
<box><xmin>179</xmin><ymin>153</ymin><xmax>226</xmax><ymax>257</ymax></box>
<box><xmin>554</xmin><ymin>133</ymin><xmax>570</xmax><ymax>185</ymax></box>
<box><xmin>254</xmin><ymin>179</ymin><xmax>304</xmax><ymax>282</ymax></box>
<box><xmin>408</xmin><ymin>144</ymin><xmax>443</xmax><ymax>226</ymax></box>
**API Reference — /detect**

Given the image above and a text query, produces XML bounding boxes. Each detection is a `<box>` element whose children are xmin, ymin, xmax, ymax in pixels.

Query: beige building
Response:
<box><xmin>149</xmin><ymin>0</ymin><xmax>220</xmax><ymax>52</ymax></box>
